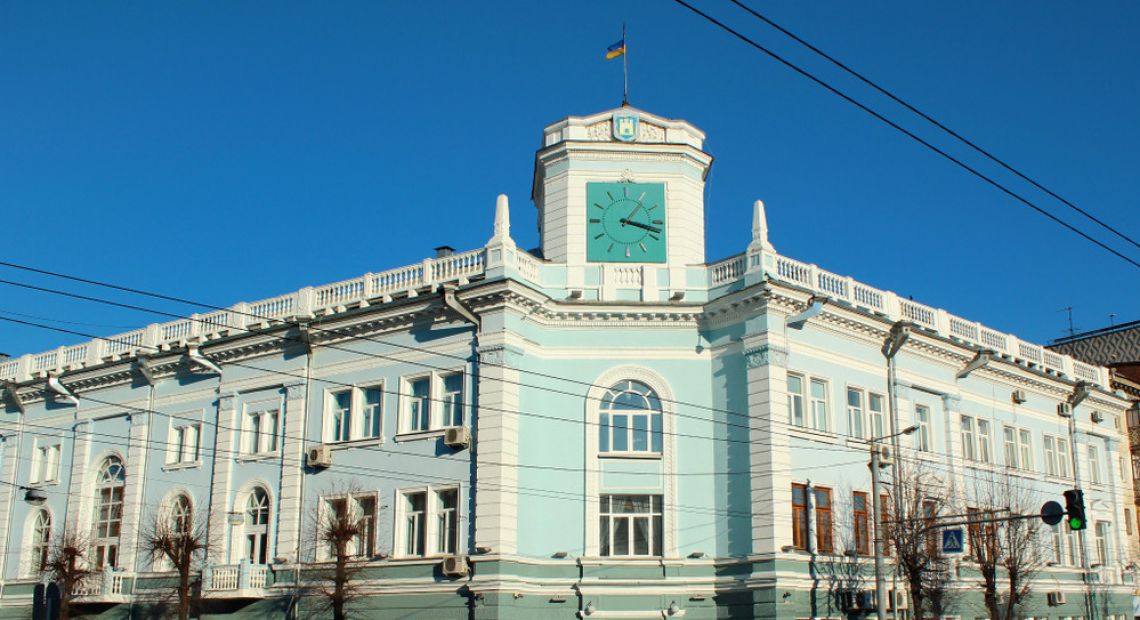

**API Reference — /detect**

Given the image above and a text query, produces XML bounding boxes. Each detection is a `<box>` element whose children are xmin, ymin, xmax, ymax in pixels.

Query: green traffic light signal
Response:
<box><xmin>1063</xmin><ymin>489</ymin><xmax>1086</xmax><ymax>531</ymax></box>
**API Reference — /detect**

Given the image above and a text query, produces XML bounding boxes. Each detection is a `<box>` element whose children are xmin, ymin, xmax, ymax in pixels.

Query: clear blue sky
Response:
<box><xmin>3</xmin><ymin>1</ymin><xmax>1138</xmax><ymax>357</ymax></box>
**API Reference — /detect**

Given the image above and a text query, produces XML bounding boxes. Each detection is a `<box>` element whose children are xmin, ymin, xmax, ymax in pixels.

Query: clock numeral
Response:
<box><xmin>652</xmin><ymin>219</ymin><xmax>663</xmax><ymax>225</ymax></box>
<box><xmin>593</xmin><ymin>203</ymin><xmax>605</xmax><ymax>210</ymax></box>
<box><xmin>648</xmin><ymin>204</ymin><xmax>659</xmax><ymax>211</ymax></box>
<box><xmin>589</xmin><ymin>218</ymin><xmax>601</xmax><ymax>224</ymax></box>
<box><xmin>606</xmin><ymin>192</ymin><xmax>615</xmax><ymax>202</ymax></box>
<box><xmin>625</xmin><ymin>246</ymin><xmax>631</xmax><ymax>258</ymax></box>
<box><xmin>639</xmin><ymin>243</ymin><xmax>648</xmax><ymax>253</ymax></box>
<box><xmin>623</xmin><ymin>186</ymin><xmax>628</xmax><ymax>197</ymax></box>
<box><xmin>637</xmin><ymin>191</ymin><xmax>646</xmax><ymax>202</ymax></box>
<box><xmin>594</xmin><ymin>233</ymin><xmax>605</xmax><ymax>240</ymax></box>
<box><xmin>607</xmin><ymin>243</ymin><xmax>615</xmax><ymax>253</ymax></box>
<box><xmin>648</xmin><ymin>234</ymin><xmax>659</xmax><ymax>241</ymax></box>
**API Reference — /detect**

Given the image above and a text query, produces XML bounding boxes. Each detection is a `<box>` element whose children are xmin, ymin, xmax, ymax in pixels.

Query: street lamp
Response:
<box><xmin>870</xmin><ymin>424</ymin><xmax>918</xmax><ymax>620</ymax></box>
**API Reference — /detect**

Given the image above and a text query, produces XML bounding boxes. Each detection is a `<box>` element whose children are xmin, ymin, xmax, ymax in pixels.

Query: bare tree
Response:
<box><xmin>144</xmin><ymin>499</ymin><xmax>208</xmax><ymax>620</ymax></box>
<box><xmin>313</xmin><ymin>492</ymin><xmax>373</xmax><ymax>620</ymax></box>
<box><xmin>967</xmin><ymin>472</ymin><xmax>1047</xmax><ymax>619</ymax></box>
<box><xmin>884</xmin><ymin>459</ymin><xmax>955</xmax><ymax>618</ymax></box>
<box><xmin>44</xmin><ymin>528</ymin><xmax>93</xmax><ymax>620</ymax></box>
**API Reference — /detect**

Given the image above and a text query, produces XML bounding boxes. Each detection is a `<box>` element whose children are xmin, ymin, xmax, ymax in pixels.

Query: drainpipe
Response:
<box><xmin>125</xmin><ymin>379</ymin><xmax>157</xmax><ymax>619</ymax></box>
<box><xmin>291</xmin><ymin>322</ymin><xmax>316</xmax><ymax>620</ymax></box>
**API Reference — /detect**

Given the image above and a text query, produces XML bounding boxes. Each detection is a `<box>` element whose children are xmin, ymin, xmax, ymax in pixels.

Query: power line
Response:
<box><xmin>670</xmin><ymin>0</ymin><xmax>1140</xmax><ymax>270</ymax></box>
<box><xmin>725</xmin><ymin>0</ymin><xmax>1140</xmax><ymax>252</ymax></box>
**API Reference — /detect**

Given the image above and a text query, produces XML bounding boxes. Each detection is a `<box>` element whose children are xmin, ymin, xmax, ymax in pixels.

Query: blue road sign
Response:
<box><xmin>942</xmin><ymin>528</ymin><xmax>965</xmax><ymax>554</ymax></box>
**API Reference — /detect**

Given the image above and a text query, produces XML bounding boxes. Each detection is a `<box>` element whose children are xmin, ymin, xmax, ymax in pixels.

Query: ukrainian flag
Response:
<box><xmin>605</xmin><ymin>39</ymin><xmax>626</xmax><ymax>60</ymax></box>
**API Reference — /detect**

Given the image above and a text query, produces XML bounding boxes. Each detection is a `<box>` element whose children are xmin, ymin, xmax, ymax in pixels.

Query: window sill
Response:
<box><xmin>325</xmin><ymin>436</ymin><xmax>386</xmax><ymax>450</ymax></box>
<box><xmin>597</xmin><ymin>452</ymin><xmax>662</xmax><ymax>460</ymax></box>
<box><xmin>394</xmin><ymin>429</ymin><xmax>448</xmax><ymax>443</ymax></box>
<box><xmin>236</xmin><ymin>451</ymin><xmax>280</xmax><ymax>463</ymax></box>
<box><xmin>28</xmin><ymin>478</ymin><xmax>61</xmax><ymax>487</ymax></box>
<box><xmin>786</xmin><ymin>425</ymin><xmax>840</xmax><ymax>443</ymax></box>
<box><xmin>162</xmin><ymin>460</ymin><xmax>202</xmax><ymax>472</ymax></box>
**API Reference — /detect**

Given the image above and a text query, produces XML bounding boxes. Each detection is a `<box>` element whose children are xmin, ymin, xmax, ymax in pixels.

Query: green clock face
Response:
<box><xmin>586</xmin><ymin>182</ymin><xmax>667</xmax><ymax>263</ymax></box>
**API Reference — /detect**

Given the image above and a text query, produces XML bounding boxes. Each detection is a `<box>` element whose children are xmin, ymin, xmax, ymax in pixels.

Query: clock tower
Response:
<box><xmin>532</xmin><ymin>107</ymin><xmax>713</xmax><ymax>275</ymax></box>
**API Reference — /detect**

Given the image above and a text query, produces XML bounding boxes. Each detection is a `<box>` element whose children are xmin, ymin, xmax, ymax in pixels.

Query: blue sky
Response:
<box><xmin>2</xmin><ymin>1</ymin><xmax>1138</xmax><ymax>357</ymax></box>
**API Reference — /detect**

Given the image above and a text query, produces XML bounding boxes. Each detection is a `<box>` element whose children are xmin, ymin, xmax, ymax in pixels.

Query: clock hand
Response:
<box><xmin>623</xmin><ymin>203</ymin><xmax>644</xmax><ymax>225</ymax></box>
<box><xmin>619</xmin><ymin>218</ymin><xmax>661</xmax><ymax>234</ymax></box>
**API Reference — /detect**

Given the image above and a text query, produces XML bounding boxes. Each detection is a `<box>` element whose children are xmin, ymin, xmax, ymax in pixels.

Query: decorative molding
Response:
<box><xmin>586</xmin><ymin>121</ymin><xmax>611</xmax><ymax>141</ymax></box>
<box><xmin>217</xmin><ymin>394</ymin><xmax>235</xmax><ymax>411</ymax></box>
<box><xmin>284</xmin><ymin>383</ymin><xmax>307</xmax><ymax>400</ymax></box>
<box><xmin>639</xmin><ymin>122</ymin><xmax>665</xmax><ymax>142</ymax></box>
<box><xmin>743</xmin><ymin>344</ymin><xmax>787</xmax><ymax>369</ymax></box>
<box><xmin>477</xmin><ymin>344</ymin><xmax>524</xmax><ymax>369</ymax></box>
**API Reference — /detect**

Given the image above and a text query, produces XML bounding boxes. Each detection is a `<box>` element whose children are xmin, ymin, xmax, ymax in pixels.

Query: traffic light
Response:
<box><xmin>1063</xmin><ymin>489</ymin><xmax>1086</xmax><ymax>531</ymax></box>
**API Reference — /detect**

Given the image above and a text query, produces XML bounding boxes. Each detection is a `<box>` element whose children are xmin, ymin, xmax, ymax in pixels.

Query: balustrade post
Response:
<box><xmin>363</xmin><ymin>272</ymin><xmax>377</xmax><ymax>299</ymax></box>
<box><xmin>808</xmin><ymin>264</ymin><xmax>820</xmax><ymax>292</ymax></box>
<box><xmin>238</xmin><ymin>558</ymin><xmax>251</xmax><ymax>590</ymax></box>
<box><xmin>188</xmin><ymin>313</ymin><xmax>202</xmax><ymax>340</ymax></box>
<box><xmin>15</xmin><ymin>355</ymin><xmax>32</xmax><ymax>383</ymax></box>
<box><xmin>422</xmin><ymin>258</ymin><xmax>435</xmax><ymax>287</ymax></box>
<box><xmin>883</xmin><ymin>292</ymin><xmax>900</xmax><ymax>322</ymax></box>
<box><xmin>102</xmin><ymin>569</ymin><xmax>114</xmax><ymax>595</ymax></box>
<box><xmin>54</xmin><ymin>347</ymin><xmax>66</xmax><ymax>374</ymax></box>
<box><xmin>934</xmin><ymin>310</ymin><xmax>951</xmax><ymax>339</ymax></box>
<box><xmin>143</xmin><ymin>324</ymin><xmax>161</xmax><ymax>351</ymax></box>
<box><xmin>296</xmin><ymin>287</ymin><xmax>314</xmax><ymax>317</ymax></box>
<box><xmin>231</xmin><ymin>303</ymin><xmax>249</xmax><ymax>331</ymax></box>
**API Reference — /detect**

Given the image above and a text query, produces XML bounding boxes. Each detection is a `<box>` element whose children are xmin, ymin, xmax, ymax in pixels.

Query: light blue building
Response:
<box><xmin>0</xmin><ymin>107</ymin><xmax>1134</xmax><ymax>619</ymax></box>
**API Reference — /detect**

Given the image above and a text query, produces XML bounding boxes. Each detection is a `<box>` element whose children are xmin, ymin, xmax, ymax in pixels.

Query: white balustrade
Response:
<box><xmin>248</xmin><ymin>293</ymin><xmax>296</xmax><ymax>320</ymax></box>
<box><xmin>514</xmin><ymin>250</ymin><xmax>541</xmax><ymax>282</ymax></box>
<box><xmin>63</xmin><ymin>344</ymin><xmax>88</xmax><ymax>367</ymax></box>
<box><xmin>433</xmin><ymin>248</ymin><xmax>485</xmax><ymax>282</ymax></box>
<box><xmin>372</xmin><ymin>263</ymin><xmax>424</xmax><ymax>296</ymax></box>
<box><xmin>709</xmin><ymin>254</ymin><xmax>745</xmax><ymax>285</ymax></box>
<box><xmin>249</xmin><ymin>564</ymin><xmax>268</xmax><ymax>589</ymax></box>
<box><xmin>315</xmin><ymin>278</ymin><xmax>366</xmax><ymax>308</ymax></box>
<box><xmin>209</xmin><ymin>565</ymin><xmax>240</xmax><ymax>591</ymax></box>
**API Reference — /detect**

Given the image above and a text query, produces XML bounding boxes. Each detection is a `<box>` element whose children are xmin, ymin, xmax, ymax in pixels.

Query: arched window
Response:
<box><xmin>94</xmin><ymin>455</ymin><xmax>125</xmax><ymax>569</ymax></box>
<box><xmin>598</xmin><ymin>380</ymin><xmax>663</xmax><ymax>454</ymax></box>
<box><xmin>170</xmin><ymin>494</ymin><xmax>192</xmax><ymax>535</ymax></box>
<box><xmin>244</xmin><ymin>487</ymin><xmax>270</xmax><ymax>564</ymax></box>
<box><xmin>28</xmin><ymin>510</ymin><xmax>51</xmax><ymax>575</ymax></box>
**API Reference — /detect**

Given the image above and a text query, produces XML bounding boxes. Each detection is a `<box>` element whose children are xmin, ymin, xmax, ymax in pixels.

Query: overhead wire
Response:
<box><xmin>669</xmin><ymin>0</ymin><xmax>1140</xmax><ymax>270</ymax></box>
<box><xmin>725</xmin><ymin>0</ymin><xmax>1140</xmax><ymax>252</ymax></box>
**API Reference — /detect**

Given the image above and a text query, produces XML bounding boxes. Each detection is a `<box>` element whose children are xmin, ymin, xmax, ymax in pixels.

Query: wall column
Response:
<box><xmin>206</xmin><ymin>394</ymin><xmax>236</xmax><ymax>563</ymax></box>
<box><xmin>743</xmin><ymin>329</ymin><xmax>791</xmax><ymax>555</ymax></box>
<box><xmin>473</xmin><ymin>337</ymin><xmax>522</xmax><ymax>556</ymax></box>
<box><xmin>276</xmin><ymin>382</ymin><xmax>308</xmax><ymax>563</ymax></box>
<box><xmin>118</xmin><ymin>408</ymin><xmax>151</xmax><ymax>571</ymax></box>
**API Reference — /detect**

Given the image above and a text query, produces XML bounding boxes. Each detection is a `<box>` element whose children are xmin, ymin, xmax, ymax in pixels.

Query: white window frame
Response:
<box><xmin>317</xmin><ymin>492</ymin><xmax>379</xmax><ymax>561</ymax></box>
<box><xmin>1018</xmin><ymin>428</ymin><xmax>1034</xmax><ymax>472</ymax></box>
<box><xmin>868</xmin><ymin>392</ymin><xmax>886</xmax><ymax>440</ymax></box>
<box><xmin>809</xmin><ymin>378</ymin><xmax>830</xmax><ymax>433</ymax></box>
<box><xmin>597</xmin><ymin>380</ymin><xmax>664</xmax><ymax>457</ymax></box>
<box><xmin>323</xmin><ymin>384</ymin><xmax>385</xmax><ymax>444</ymax></box>
<box><xmin>23</xmin><ymin>508</ymin><xmax>51</xmax><ymax>577</ymax></box>
<box><xmin>914</xmin><ymin>404</ymin><xmax>932</xmax><ymax>452</ymax></box>
<box><xmin>29</xmin><ymin>439</ymin><xmax>62</xmax><ymax>485</ymax></box>
<box><xmin>394</xmin><ymin>485</ymin><xmax>462</xmax><ymax>558</ymax></box>
<box><xmin>1088</xmin><ymin>443</ymin><xmax>1103</xmax><ymax>485</ymax></box>
<box><xmin>960</xmin><ymin>415</ymin><xmax>976</xmax><ymax>462</ymax></box>
<box><xmin>976</xmin><ymin>418</ymin><xmax>992</xmax><ymax>464</ymax></box>
<box><xmin>167</xmin><ymin>418</ymin><xmax>202</xmax><ymax>467</ymax></box>
<box><xmin>240</xmin><ymin>486</ymin><xmax>272</xmax><ymax>565</ymax></box>
<box><xmin>398</xmin><ymin>370</ymin><xmax>467</xmax><ymax>436</ymax></box>
<box><xmin>846</xmin><ymin>387</ymin><xmax>865</xmax><ymax>440</ymax></box>
<box><xmin>242</xmin><ymin>401</ymin><xmax>280</xmax><ymax>456</ymax></box>
<box><xmin>1057</xmin><ymin>436</ymin><xmax>1072</xmax><ymax>478</ymax></box>
<box><xmin>787</xmin><ymin>373</ymin><xmax>806</xmax><ymax>428</ymax></box>
<box><xmin>598</xmin><ymin>494</ymin><xmax>665</xmax><ymax>558</ymax></box>
<box><xmin>1043</xmin><ymin>435</ymin><xmax>1058</xmax><ymax>476</ymax></box>
<box><xmin>1095</xmin><ymin>521</ymin><xmax>1110</xmax><ymax>565</ymax></box>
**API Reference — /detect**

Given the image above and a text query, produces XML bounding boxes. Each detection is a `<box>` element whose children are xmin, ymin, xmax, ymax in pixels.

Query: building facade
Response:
<box><xmin>0</xmin><ymin>107</ymin><xmax>1135</xmax><ymax>619</ymax></box>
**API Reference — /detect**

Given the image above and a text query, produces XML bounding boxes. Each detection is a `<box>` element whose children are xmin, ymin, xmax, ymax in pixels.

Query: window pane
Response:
<box><xmin>600</xmin><ymin>516</ymin><xmax>610</xmax><ymax>556</ymax></box>
<box><xmin>613</xmin><ymin>517</ymin><xmax>629</xmax><ymax>555</ymax></box>
<box><xmin>363</xmin><ymin>388</ymin><xmax>382</xmax><ymax>438</ymax></box>
<box><xmin>599</xmin><ymin>414</ymin><xmax>610</xmax><ymax>452</ymax></box>
<box><xmin>633</xmin><ymin>517</ymin><xmax>650</xmax><ymax>555</ymax></box>
<box><xmin>612</xmin><ymin>415</ymin><xmax>629</xmax><ymax>451</ymax></box>
<box><xmin>632</xmin><ymin>415</ymin><xmax>648</xmax><ymax>451</ymax></box>
<box><xmin>651</xmin><ymin>414</ymin><xmax>663</xmax><ymax>453</ymax></box>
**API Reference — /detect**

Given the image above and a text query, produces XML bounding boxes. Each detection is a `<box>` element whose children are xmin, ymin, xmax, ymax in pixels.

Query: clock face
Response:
<box><xmin>586</xmin><ymin>182</ymin><xmax>667</xmax><ymax>263</ymax></box>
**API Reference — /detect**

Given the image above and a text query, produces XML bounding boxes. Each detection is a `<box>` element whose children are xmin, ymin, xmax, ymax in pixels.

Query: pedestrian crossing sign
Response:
<box><xmin>942</xmin><ymin>528</ymin><xmax>965</xmax><ymax>554</ymax></box>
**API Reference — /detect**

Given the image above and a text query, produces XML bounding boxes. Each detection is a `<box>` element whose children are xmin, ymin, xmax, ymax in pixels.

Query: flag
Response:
<box><xmin>605</xmin><ymin>39</ymin><xmax>626</xmax><ymax>60</ymax></box>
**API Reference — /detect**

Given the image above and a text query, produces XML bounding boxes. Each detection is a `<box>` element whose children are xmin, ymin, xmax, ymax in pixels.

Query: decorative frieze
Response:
<box><xmin>743</xmin><ymin>344</ymin><xmax>788</xmax><ymax>369</ymax></box>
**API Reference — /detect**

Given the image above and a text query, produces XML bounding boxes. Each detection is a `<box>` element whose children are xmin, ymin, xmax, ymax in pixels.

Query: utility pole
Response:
<box><xmin>870</xmin><ymin>443</ymin><xmax>888</xmax><ymax>620</ymax></box>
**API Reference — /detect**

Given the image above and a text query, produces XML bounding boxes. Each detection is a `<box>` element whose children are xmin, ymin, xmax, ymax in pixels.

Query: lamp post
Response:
<box><xmin>871</xmin><ymin>424</ymin><xmax>918</xmax><ymax>620</ymax></box>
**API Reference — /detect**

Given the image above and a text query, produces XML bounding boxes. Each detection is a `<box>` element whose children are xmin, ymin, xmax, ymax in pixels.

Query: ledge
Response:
<box><xmin>394</xmin><ymin>429</ymin><xmax>447</xmax><ymax>443</ymax></box>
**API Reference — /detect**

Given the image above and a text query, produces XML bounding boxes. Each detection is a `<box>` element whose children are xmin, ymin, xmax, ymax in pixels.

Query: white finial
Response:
<box><xmin>489</xmin><ymin>193</ymin><xmax>513</xmax><ymax>245</ymax></box>
<box><xmin>750</xmin><ymin>199</ymin><xmax>775</xmax><ymax>252</ymax></box>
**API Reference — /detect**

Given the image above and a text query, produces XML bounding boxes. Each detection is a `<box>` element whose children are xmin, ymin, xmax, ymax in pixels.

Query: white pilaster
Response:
<box><xmin>117</xmin><ymin>408</ymin><xmax>151</xmax><ymax>570</ymax></box>
<box><xmin>744</xmin><ymin>326</ymin><xmax>792</xmax><ymax>555</ymax></box>
<box><xmin>275</xmin><ymin>382</ymin><xmax>308</xmax><ymax>562</ymax></box>
<box><xmin>206</xmin><ymin>394</ymin><xmax>237</xmax><ymax>562</ymax></box>
<box><xmin>473</xmin><ymin>337</ymin><xmax>521</xmax><ymax>555</ymax></box>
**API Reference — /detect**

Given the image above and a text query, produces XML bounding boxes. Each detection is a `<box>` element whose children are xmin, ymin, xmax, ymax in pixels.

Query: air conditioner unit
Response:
<box><xmin>1057</xmin><ymin>402</ymin><xmax>1073</xmax><ymax>418</ymax></box>
<box><xmin>888</xmin><ymin>589</ymin><xmax>908</xmax><ymax>610</ymax></box>
<box><xmin>441</xmin><ymin>555</ymin><xmax>469</xmax><ymax>577</ymax></box>
<box><xmin>1091</xmin><ymin>410</ymin><xmax>1105</xmax><ymax>424</ymax></box>
<box><xmin>444</xmin><ymin>426</ymin><xmax>471</xmax><ymax>449</ymax></box>
<box><xmin>877</xmin><ymin>445</ymin><xmax>894</xmax><ymax>468</ymax></box>
<box><xmin>307</xmin><ymin>445</ymin><xmax>332</xmax><ymax>469</ymax></box>
<box><xmin>1047</xmin><ymin>591</ymin><xmax>1067</xmax><ymax>606</ymax></box>
<box><xmin>1011</xmin><ymin>389</ymin><xmax>1027</xmax><ymax>404</ymax></box>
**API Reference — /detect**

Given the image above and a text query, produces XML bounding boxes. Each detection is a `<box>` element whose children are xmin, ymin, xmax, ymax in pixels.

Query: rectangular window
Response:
<box><xmin>1057</xmin><ymin>437</ymin><xmax>1071</xmax><ymax>478</ymax></box>
<box><xmin>437</xmin><ymin>488</ymin><xmax>458</xmax><ymax>555</ymax></box>
<box><xmin>331</xmin><ymin>390</ymin><xmax>353</xmax><ymax>442</ymax></box>
<box><xmin>869</xmin><ymin>393</ymin><xmax>885</xmax><ymax>439</ymax></box>
<box><xmin>1126</xmin><ymin>509</ymin><xmax>1133</xmax><ymax>537</ymax></box>
<box><xmin>320</xmin><ymin>495</ymin><xmax>377</xmax><ymax>559</ymax></box>
<box><xmin>915</xmin><ymin>405</ymin><xmax>931</xmax><ymax>452</ymax></box>
<box><xmin>1052</xmin><ymin>524</ymin><xmax>1064</xmax><ymax>565</ymax></box>
<box><xmin>792</xmin><ymin>483</ymin><xmax>808</xmax><ymax>550</ymax></box>
<box><xmin>1019</xmin><ymin>429</ymin><xmax>1033</xmax><ymax>472</ymax></box>
<box><xmin>31</xmin><ymin>443</ymin><xmax>61</xmax><ymax>484</ymax></box>
<box><xmin>1095</xmin><ymin>521</ymin><xmax>1110</xmax><ymax>565</ymax></box>
<box><xmin>244</xmin><ymin>407</ymin><xmax>279</xmax><ymax>455</ymax></box>
<box><xmin>810</xmin><ymin>379</ymin><xmax>830</xmax><ymax>432</ymax></box>
<box><xmin>961</xmin><ymin>415</ymin><xmax>976</xmax><ymax>462</ymax></box>
<box><xmin>880</xmin><ymin>493</ymin><xmax>892</xmax><ymax>557</ymax></box>
<box><xmin>1004</xmin><ymin>427</ymin><xmax>1018</xmax><ymax>469</ymax></box>
<box><xmin>846</xmin><ymin>388</ymin><xmax>865</xmax><ymax>439</ymax></box>
<box><xmin>1089</xmin><ymin>444</ymin><xmax>1102</xmax><ymax>485</ymax></box>
<box><xmin>441</xmin><ymin>373</ymin><xmax>464</xmax><ymax>428</ymax></box>
<box><xmin>923</xmin><ymin>499</ymin><xmax>938</xmax><ymax>557</ymax></box>
<box><xmin>599</xmin><ymin>495</ymin><xmax>663</xmax><ymax>557</ymax></box>
<box><xmin>853</xmin><ymin>491</ymin><xmax>870</xmax><ymax>556</ymax></box>
<box><xmin>815</xmin><ymin>486</ymin><xmax>833</xmax><ymax>554</ymax></box>
<box><xmin>1044</xmin><ymin>436</ymin><xmax>1058</xmax><ymax>476</ymax></box>
<box><xmin>362</xmin><ymin>387</ymin><xmax>383</xmax><ymax>439</ymax></box>
<box><xmin>326</xmin><ymin>386</ymin><xmax>384</xmax><ymax>443</ymax></box>
<box><xmin>403</xmin><ymin>491</ymin><xmax>426</xmax><ymax>557</ymax></box>
<box><xmin>409</xmin><ymin>378</ymin><xmax>431</xmax><ymax>432</ymax></box>
<box><xmin>976</xmin><ymin>419</ymin><xmax>992</xmax><ymax>464</ymax></box>
<box><xmin>787</xmin><ymin>374</ymin><xmax>805</xmax><ymax>427</ymax></box>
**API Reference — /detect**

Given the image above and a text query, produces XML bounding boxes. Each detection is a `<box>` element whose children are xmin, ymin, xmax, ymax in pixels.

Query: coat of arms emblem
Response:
<box><xmin>612</xmin><ymin>110</ymin><xmax>639</xmax><ymax>142</ymax></box>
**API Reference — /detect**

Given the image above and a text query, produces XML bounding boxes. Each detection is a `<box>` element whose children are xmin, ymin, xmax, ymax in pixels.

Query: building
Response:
<box><xmin>0</xmin><ymin>107</ymin><xmax>1135</xmax><ymax>619</ymax></box>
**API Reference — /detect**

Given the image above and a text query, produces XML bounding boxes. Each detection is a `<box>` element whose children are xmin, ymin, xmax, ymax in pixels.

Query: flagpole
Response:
<box><xmin>622</xmin><ymin>23</ymin><xmax>629</xmax><ymax>105</ymax></box>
